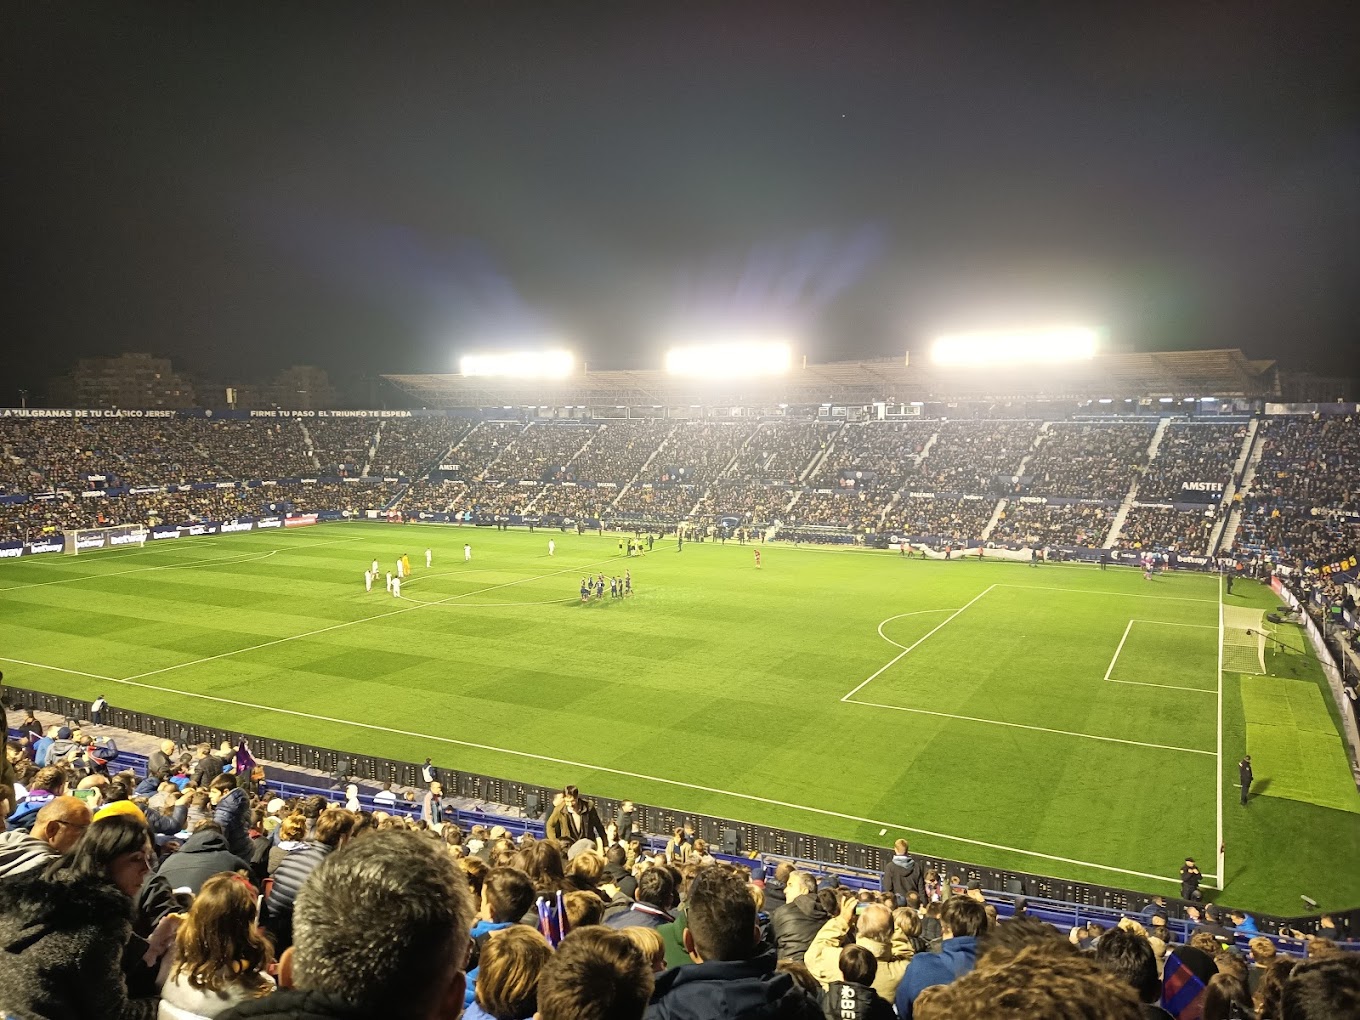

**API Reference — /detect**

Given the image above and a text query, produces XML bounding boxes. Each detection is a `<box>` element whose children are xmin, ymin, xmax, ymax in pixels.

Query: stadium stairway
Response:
<box><xmin>1213</xmin><ymin>420</ymin><xmax>1265</xmax><ymax>556</ymax></box>
<box><xmin>297</xmin><ymin>422</ymin><xmax>321</xmax><ymax>471</ymax></box>
<box><xmin>6</xmin><ymin>706</ymin><xmax>1346</xmax><ymax>959</ymax></box>
<box><xmin>610</xmin><ymin>423</ymin><xmax>679</xmax><ymax>509</ymax></box>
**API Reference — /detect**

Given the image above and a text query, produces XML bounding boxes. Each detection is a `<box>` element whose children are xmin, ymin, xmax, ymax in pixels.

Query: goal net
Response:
<box><xmin>64</xmin><ymin>524</ymin><xmax>149</xmax><ymax>555</ymax></box>
<box><xmin>1222</xmin><ymin>605</ymin><xmax>1267</xmax><ymax>675</ymax></box>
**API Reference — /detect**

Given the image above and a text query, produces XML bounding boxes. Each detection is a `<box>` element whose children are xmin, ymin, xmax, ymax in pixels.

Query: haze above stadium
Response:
<box><xmin>3</xmin><ymin>3</ymin><xmax>1357</xmax><ymax>405</ymax></box>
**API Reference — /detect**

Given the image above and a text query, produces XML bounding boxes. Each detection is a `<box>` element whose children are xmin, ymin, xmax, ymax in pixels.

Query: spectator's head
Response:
<box><xmin>1202</xmin><ymin>971</ymin><xmax>1252</xmax><ymax>1020</ymax></box>
<box><xmin>159</xmin><ymin>739</ymin><xmax>176</xmax><ymax>756</ymax></box>
<box><xmin>857</xmin><ymin>903</ymin><xmax>893</xmax><ymax>944</ymax></box>
<box><xmin>171</xmin><ymin>872</ymin><xmax>273</xmax><ymax>993</ymax></box>
<box><xmin>1281</xmin><ymin>954</ymin><xmax>1360</xmax><ymax>1020</ymax></box>
<box><xmin>635</xmin><ymin>866</ymin><xmax>676</xmax><ymax>911</ymax></box>
<box><xmin>564</xmin><ymin>890</ymin><xmax>605</xmax><ymax>928</ymax></box>
<box><xmin>786</xmin><ymin>870</ymin><xmax>817</xmax><ymax>901</ymax></box>
<box><xmin>475</xmin><ymin>925</ymin><xmax>552</xmax><ymax>1020</ymax></box>
<box><xmin>31</xmin><ymin>766</ymin><xmax>68</xmax><ymax>796</ymax></box>
<box><xmin>618</xmin><ymin>925</ymin><xmax>666</xmax><ymax>974</ymax></box>
<box><xmin>288</xmin><ymin>829</ymin><xmax>475</xmax><ymax>1018</ymax></box>
<box><xmin>562</xmin><ymin>784</ymin><xmax>581</xmax><ymax>810</ymax></box>
<box><xmin>1094</xmin><ymin>927</ymin><xmax>1161</xmax><ymax>1004</ymax></box>
<box><xmin>535</xmin><ymin>926</ymin><xmax>653</xmax><ymax>1020</ymax></box>
<box><xmin>941</xmin><ymin>897</ymin><xmax>988</xmax><ymax>940</ymax></box>
<box><xmin>481</xmin><ymin>867</ymin><xmax>536</xmax><ymax>924</ymax></box>
<box><xmin>893</xmin><ymin>838</ymin><xmax>909</xmax><ymax>855</ymax></box>
<box><xmin>916</xmin><ymin>944</ymin><xmax>1142</xmax><ymax>1020</ymax></box>
<box><xmin>32</xmin><ymin>796</ymin><xmax>93</xmax><ymax>854</ymax></box>
<box><xmin>840</xmin><ymin>944</ymin><xmax>878</xmax><ymax>986</ymax></box>
<box><xmin>568</xmin><ymin>850</ymin><xmax>605</xmax><ymax>887</ymax></box>
<box><xmin>313</xmin><ymin>808</ymin><xmax>356</xmax><ymax>848</ymax></box>
<box><xmin>1255</xmin><ymin>958</ymin><xmax>1296</xmax><ymax>1019</ymax></box>
<box><xmin>207</xmin><ymin>773</ymin><xmax>235</xmax><ymax>803</ymax></box>
<box><xmin>47</xmin><ymin>814</ymin><xmax>153</xmax><ymax>899</ymax></box>
<box><xmin>514</xmin><ymin>840</ymin><xmax>566</xmax><ymax>891</ymax></box>
<box><xmin>772</xmin><ymin>860</ymin><xmax>796</xmax><ymax>886</ymax></box>
<box><xmin>279</xmin><ymin>814</ymin><xmax>307</xmax><ymax>843</ymax></box>
<box><xmin>683</xmin><ymin>865</ymin><xmax>758</xmax><ymax>963</ymax></box>
<box><xmin>1248</xmin><ymin>935</ymin><xmax>1277</xmax><ymax>967</ymax></box>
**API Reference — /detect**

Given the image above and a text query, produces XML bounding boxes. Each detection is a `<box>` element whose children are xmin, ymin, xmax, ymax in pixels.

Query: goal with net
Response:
<box><xmin>63</xmin><ymin>524</ymin><xmax>149</xmax><ymax>555</ymax></box>
<box><xmin>1222</xmin><ymin>605</ymin><xmax>1267</xmax><ymax>675</ymax></box>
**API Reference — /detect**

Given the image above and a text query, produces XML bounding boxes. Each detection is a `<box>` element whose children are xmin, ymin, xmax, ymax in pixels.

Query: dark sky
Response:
<box><xmin>3</xmin><ymin>2</ymin><xmax>1357</xmax><ymax>402</ymax></box>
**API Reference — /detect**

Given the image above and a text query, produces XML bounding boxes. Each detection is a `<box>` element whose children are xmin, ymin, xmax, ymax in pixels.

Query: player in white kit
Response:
<box><xmin>364</xmin><ymin>570</ymin><xmax>373</xmax><ymax>592</ymax></box>
<box><xmin>371</xmin><ymin>558</ymin><xmax>379</xmax><ymax>575</ymax></box>
<box><xmin>396</xmin><ymin>557</ymin><xmax>404</xmax><ymax>579</ymax></box>
<box><xmin>548</xmin><ymin>539</ymin><xmax>555</xmax><ymax>557</ymax></box>
<box><xmin>425</xmin><ymin>548</ymin><xmax>432</xmax><ymax>568</ymax></box>
<box><xmin>392</xmin><ymin>575</ymin><xmax>401</xmax><ymax>598</ymax></box>
<box><xmin>464</xmin><ymin>543</ymin><xmax>471</xmax><ymax>562</ymax></box>
<box><xmin>386</xmin><ymin>571</ymin><xmax>393</xmax><ymax>593</ymax></box>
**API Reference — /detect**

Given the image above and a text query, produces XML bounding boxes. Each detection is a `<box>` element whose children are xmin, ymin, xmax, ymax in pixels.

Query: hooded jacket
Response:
<box><xmin>0</xmin><ymin>871</ymin><xmax>156</xmax><ymax>1020</ymax></box>
<box><xmin>880</xmin><ymin>854</ymin><xmax>926</xmax><ymax>906</ymax></box>
<box><xmin>213</xmin><ymin>787</ymin><xmax>252</xmax><ymax>858</ymax></box>
<box><xmin>771</xmin><ymin>895</ymin><xmax>832</xmax><ymax>962</ymax></box>
<box><xmin>5</xmin><ymin>787</ymin><xmax>58</xmax><ymax>833</ymax></box>
<box><xmin>218</xmin><ymin>988</ymin><xmax>375</xmax><ymax>1020</ymax></box>
<box><xmin>263</xmin><ymin>841</ymin><xmax>334</xmax><ymax>950</ymax></box>
<box><xmin>820</xmin><ymin>982</ymin><xmax>895</xmax><ymax>1020</ymax></box>
<box><xmin>894</xmin><ymin>936</ymin><xmax>978</xmax><ymax>1019</ymax></box>
<box><xmin>157</xmin><ymin>829</ymin><xmax>253</xmax><ymax>894</ymax></box>
<box><xmin>0</xmin><ymin>829</ymin><xmax>60</xmax><ymax>879</ymax></box>
<box><xmin>646</xmin><ymin>948</ymin><xmax>823</xmax><ymax>1020</ymax></box>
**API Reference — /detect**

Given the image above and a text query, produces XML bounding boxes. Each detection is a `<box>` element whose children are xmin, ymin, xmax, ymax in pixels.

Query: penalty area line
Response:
<box><xmin>0</xmin><ymin>651</ymin><xmax>1184</xmax><ymax>887</ymax></box>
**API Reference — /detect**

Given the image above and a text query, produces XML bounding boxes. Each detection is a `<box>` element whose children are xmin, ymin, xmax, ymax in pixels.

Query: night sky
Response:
<box><xmin>3</xmin><ymin>3</ymin><xmax>1357</xmax><ymax>403</ymax></box>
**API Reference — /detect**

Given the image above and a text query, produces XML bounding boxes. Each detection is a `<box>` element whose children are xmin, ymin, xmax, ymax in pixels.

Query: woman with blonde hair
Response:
<box><xmin>158</xmin><ymin>872</ymin><xmax>274</xmax><ymax>1018</ymax></box>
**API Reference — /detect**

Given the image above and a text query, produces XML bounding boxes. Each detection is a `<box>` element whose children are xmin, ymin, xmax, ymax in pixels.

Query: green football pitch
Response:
<box><xmin>3</xmin><ymin>522</ymin><xmax>1357</xmax><ymax>914</ymax></box>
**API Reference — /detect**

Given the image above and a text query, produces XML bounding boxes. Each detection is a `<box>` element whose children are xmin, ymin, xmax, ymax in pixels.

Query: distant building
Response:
<box><xmin>216</xmin><ymin>365</ymin><xmax>340</xmax><ymax>409</ymax></box>
<box><xmin>49</xmin><ymin>353</ymin><xmax>197</xmax><ymax>408</ymax></box>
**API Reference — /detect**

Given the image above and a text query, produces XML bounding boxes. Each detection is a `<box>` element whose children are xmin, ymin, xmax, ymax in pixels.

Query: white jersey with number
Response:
<box><xmin>386</xmin><ymin>572</ymin><xmax>393</xmax><ymax>592</ymax></box>
<box><xmin>425</xmin><ymin>549</ymin><xmax>432</xmax><ymax>567</ymax></box>
<box><xmin>364</xmin><ymin>570</ymin><xmax>373</xmax><ymax>591</ymax></box>
<box><xmin>464</xmin><ymin>545</ymin><xmax>471</xmax><ymax>561</ymax></box>
<box><xmin>371</xmin><ymin>559</ymin><xmax>379</xmax><ymax>575</ymax></box>
<box><xmin>396</xmin><ymin>558</ymin><xmax>404</xmax><ymax>579</ymax></box>
<box><xmin>392</xmin><ymin>576</ymin><xmax>401</xmax><ymax>598</ymax></box>
<box><xmin>548</xmin><ymin>540</ymin><xmax>555</xmax><ymax>556</ymax></box>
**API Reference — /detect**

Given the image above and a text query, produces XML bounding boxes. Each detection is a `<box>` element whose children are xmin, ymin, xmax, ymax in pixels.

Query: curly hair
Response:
<box><xmin>171</xmin><ymin>873</ymin><xmax>274</xmax><ymax>996</ymax></box>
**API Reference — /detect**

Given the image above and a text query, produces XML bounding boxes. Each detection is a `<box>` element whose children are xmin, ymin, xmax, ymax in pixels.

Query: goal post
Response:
<box><xmin>1222</xmin><ymin>605</ymin><xmax>1267</xmax><ymax>675</ymax></box>
<box><xmin>64</xmin><ymin>524</ymin><xmax>149</xmax><ymax>555</ymax></box>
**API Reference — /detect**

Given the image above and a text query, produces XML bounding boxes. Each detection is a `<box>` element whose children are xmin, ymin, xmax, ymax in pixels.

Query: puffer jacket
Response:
<box><xmin>0</xmin><ymin>829</ymin><xmax>60</xmax><ymax>879</ymax></box>
<box><xmin>262</xmin><ymin>841</ymin><xmax>333</xmax><ymax>950</ymax></box>
<box><xmin>157</xmin><ymin>829</ymin><xmax>253</xmax><ymax>894</ymax></box>
<box><xmin>213</xmin><ymin>787</ymin><xmax>252</xmax><ymax>859</ymax></box>
<box><xmin>771</xmin><ymin>895</ymin><xmax>832</xmax><ymax>962</ymax></box>
<box><xmin>0</xmin><ymin>871</ymin><xmax>156</xmax><ymax>1020</ymax></box>
<box><xmin>820</xmin><ymin>982</ymin><xmax>895</xmax><ymax>1020</ymax></box>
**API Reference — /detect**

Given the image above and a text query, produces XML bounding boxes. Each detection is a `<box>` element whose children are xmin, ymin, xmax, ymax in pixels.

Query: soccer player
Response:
<box><xmin>580</xmin><ymin>577</ymin><xmax>589</xmax><ymax>601</ymax></box>
<box><xmin>647</xmin><ymin>534</ymin><xmax>653</xmax><ymax>551</ymax></box>
<box><xmin>392</xmin><ymin>575</ymin><xmax>401</xmax><ymax>598</ymax></box>
<box><xmin>403</xmin><ymin>554</ymin><xmax>411</xmax><ymax>576</ymax></box>
<box><xmin>624</xmin><ymin>570</ymin><xmax>631</xmax><ymax>596</ymax></box>
<box><xmin>364</xmin><ymin>569</ymin><xmax>373</xmax><ymax>592</ymax></box>
<box><xmin>425</xmin><ymin>548</ymin><xmax>432</xmax><ymax>568</ymax></box>
<box><xmin>610</xmin><ymin>576</ymin><xmax>618</xmax><ymax>598</ymax></box>
<box><xmin>386</xmin><ymin>570</ymin><xmax>393</xmax><ymax>593</ymax></box>
<box><xmin>618</xmin><ymin>537</ymin><xmax>625</xmax><ymax>555</ymax></box>
<box><xmin>396</xmin><ymin>556</ymin><xmax>404</xmax><ymax>579</ymax></box>
<box><xmin>371</xmin><ymin>558</ymin><xmax>379</xmax><ymax>576</ymax></box>
<box><xmin>548</xmin><ymin>539</ymin><xmax>555</xmax><ymax>557</ymax></box>
<box><xmin>464</xmin><ymin>543</ymin><xmax>472</xmax><ymax>562</ymax></box>
<box><xmin>753</xmin><ymin>549</ymin><xmax>762</xmax><ymax>569</ymax></box>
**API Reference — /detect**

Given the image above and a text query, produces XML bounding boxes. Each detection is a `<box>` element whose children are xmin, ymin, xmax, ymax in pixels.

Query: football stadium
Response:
<box><xmin>5</xmin><ymin>6</ymin><xmax>1359</xmax><ymax>1020</ymax></box>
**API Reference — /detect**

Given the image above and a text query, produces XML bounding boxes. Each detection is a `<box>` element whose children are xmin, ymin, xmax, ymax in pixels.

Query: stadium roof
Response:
<box><xmin>384</xmin><ymin>348</ymin><xmax>1278</xmax><ymax>407</ymax></box>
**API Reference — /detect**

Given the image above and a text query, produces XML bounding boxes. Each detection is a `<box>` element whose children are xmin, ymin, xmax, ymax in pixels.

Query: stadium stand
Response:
<box><xmin>1022</xmin><ymin>422</ymin><xmax>1156</xmax><ymax>501</ymax></box>
<box><xmin>990</xmin><ymin>500</ymin><xmax>1114</xmax><ymax>549</ymax></box>
<box><xmin>366</xmin><ymin>415</ymin><xmax>473</xmax><ymax>477</ymax></box>
<box><xmin>911</xmin><ymin>421</ymin><xmax>1041</xmax><ymax>495</ymax></box>
<box><xmin>1117</xmin><ymin>505</ymin><xmax>1217</xmax><ymax>555</ymax></box>
<box><xmin>1136</xmin><ymin>422</ymin><xmax>1248</xmax><ymax>503</ymax></box>
<box><xmin>302</xmin><ymin>418</ymin><xmax>380</xmax><ymax>476</ymax></box>
<box><xmin>489</xmin><ymin>422</ymin><xmax>598</xmax><ymax>483</ymax></box>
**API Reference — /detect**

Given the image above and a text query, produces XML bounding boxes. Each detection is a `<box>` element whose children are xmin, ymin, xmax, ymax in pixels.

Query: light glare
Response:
<box><xmin>459</xmin><ymin>350</ymin><xmax>574</xmax><ymax>379</ymax></box>
<box><xmin>664</xmin><ymin>341</ymin><xmax>792</xmax><ymax>378</ymax></box>
<box><xmin>929</xmin><ymin>326</ymin><xmax>1098</xmax><ymax>367</ymax></box>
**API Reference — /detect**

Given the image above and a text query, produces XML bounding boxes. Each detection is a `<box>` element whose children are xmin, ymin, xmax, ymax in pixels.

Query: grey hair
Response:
<box><xmin>292</xmin><ymin>829</ymin><xmax>475</xmax><ymax>1016</ymax></box>
<box><xmin>788</xmin><ymin>870</ymin><xmax>818</xmax><ymax>899</ymax></box>
<box><xmin>857</xmin><ymin>903</ymin><xmax>893</xmax><ymax>943</ymax></box>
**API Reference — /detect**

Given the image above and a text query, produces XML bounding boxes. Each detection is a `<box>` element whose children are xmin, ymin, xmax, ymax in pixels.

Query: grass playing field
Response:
<box><xmin>3</xmin><ymin>522</ymin><xmax>1357</xmax><ymax>914</ymax></box>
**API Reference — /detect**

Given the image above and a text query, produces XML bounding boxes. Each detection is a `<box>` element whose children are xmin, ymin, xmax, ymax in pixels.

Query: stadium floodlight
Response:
<box><xmin>664</xmin><ymin>341</ymin><xmax>792</xmax><ymax>378</ymax></box>
<box><xmin>929</xmin><ymin>326</ymin><xmax>1098</xmax><ymax>367</ymax></box>
<box><xmin>459</xmin><ymin>350</ymin><xmax>574</xmax><ymax>379</ymax></box>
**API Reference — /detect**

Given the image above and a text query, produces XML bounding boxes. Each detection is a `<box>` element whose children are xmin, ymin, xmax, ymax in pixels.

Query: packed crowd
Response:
<box><xmin>530</xmin><ymin>485</ymin><xmax>618</xmax><ymax>523</ymax></box>
<box><xmin>640</xmin><ymin>422</ymin><xmax>757</xmax><ymax>489</ymax></box>
<box><xmin>489</xmin><ymin>425</ymin><xmax>599</xmax><ymax>484</ymax></box>
<box><xmin>4</xmin><ymin>723</ymin><xmax>1350</xmax><ymax>1020</ymax></box>
<box><xmin>1023</xmin><ymin>422</ymin><xmax>1155</xmax><ymax>501</ymax></box>
<box><xmin>1117</xmin><ymin>506</ymin><xmax>1217</xmax><ymax>554</ymax></box>
<box><xmin>695</xmin><ymin>481</ymin><xmax>793</xmax><ymax>526</ymax></box>
<box><xmin>809</xmin><ymin>422</ymin><xmax>936</xmax><ymax>492</ymax></box>
<box><xmin>399</xmin><ymin>479</ymin><xmax>469</xmax><ymax>516</ymax></box>
<box><xmin>724</xmin><ymin>422</ymin><xmax>835</xmax><ymax>485</ymax></box>
<box><xmin>884</xmin><ymin>496</ymin><xmax>996</xmax><ymax>545</ymax></box>
<box><xmin>301</xmin><ymin>420</ymin><xmax>380</xmax><ymax>477</ymax></box>
<box><xmin>785</xmin><ymin>489</ymin><xmax>895</xmax><ymax>532</ymax></box>
<box><xmin>1138</xmin><ymin>423</ymin><xmax>1248</xmax><ymax>503</ymax></box>
<box><xmin>567</xmin><ymin>421</ymin><xmax>676</xmax><ymax>485</ymax></box>
<box><xmin>611</xmin><ymin>485</ymin><xmax>702</xmax><ymax>521</ymax></box>
<box><xmin>447</xmin><ymin>422</ymin><xmax>531</xmax><ymax>481</ymax></box>
<box><xmin>367</xmin><ymin>417</ymin><xmax>474</xmax><ymax>478</ymax></box>
<box><xmin>990</xmin><ymin>501</ymin><xmax>1114</xmax><ymax>548</ymax></box>
<box><xmin>911</xmin><ymin>422</ymin><xmax>1041</xmax><ymax>495</ymax></box>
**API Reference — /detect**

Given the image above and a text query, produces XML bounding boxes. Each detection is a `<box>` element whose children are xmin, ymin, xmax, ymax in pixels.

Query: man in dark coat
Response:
<box><xmin>261</xmin><ymin>808</ymin><xmax>355</xmax><ymax>952</ymax></box>
<box><xmin>146</xmin><ymin>740</ymin><xmax>176</xmax><ymax>778</ymax></box>
<box><xmin>646</xmin><ymin>866</ymin><xmax>822</xmax><ymax>1020</ymax></box>
<box><xmin>157</xmin><ymin>822</ymin><xmax>253</xmax><ymax>894</ymax></box>
<box><xmin>209</xmin><ymin>775</ymin><xmax>252</xmax><ymax>858</ymax></box>
<box><xmin>190</xmin><ymin>743</ymin><xmax>226</xmax><ymax>788</ymax></box>
<box><xmin>761</xmin><ymin>860</ymin><xmax>794</xmax><ymax>916</ymax></box>
<box><xmin>1239</xmin><ymin>755</ymin><xmax>1253</xmax><ymax>805</ymax></box>
<box><xmin>880</xmin><ymin>839</ymin><xmax>927</xmax><ymax>906</ymax></box>
<box><xmin>771</xmin><ymin>871</ymin><xmax>831</xmax><ymax>962</ymax></box>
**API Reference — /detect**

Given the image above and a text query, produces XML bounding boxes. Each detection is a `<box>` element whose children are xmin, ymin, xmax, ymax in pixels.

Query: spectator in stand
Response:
<box><xmin>647</xmin><ymin>865</ymin><xmax>822</xmax><ymax>1020</ymax></box>
<box><xmin>159</xmin><ymin>871</ymin><xmax>275</xmax><ymax>1018</ymax></box>
<box><xmin>606</xmin><ymin>866</ymin><xmax>677</xmax><ymax>930</ymax></box>
<box><xmin>0</xmin><ymin>795</ymin><xmax>92</xmax><ymax>878</ymax></box>
<box><xmin>1278</xmin><ymin>953</ymin><xmax>1359</xmax><ymax>1018</ymax></box>
<box><xmin>0</xmin><ymin>814</ymin><xmax>157</xmax><ymax>1020</ymax></box>
<box><xmin>806</xmin><ymin>895</ymin><xmax>913</xmax><ymax>1002</ymax></box>
<box><xmin>762</xmin><ymin>860</ymin><xmax>794</xmax><ymax>916</ymax></box>
<box><xmin>465</xmin><ymin>867</ymin><xmax>538</xmax><ymax>1007</ymax></box>
<box><xmin>220</xmin><ymin>828</ymin><xmax>475</xmax><ymax>1020</ymax></box>
<box><xmin>772</xmin><ymin>871</ymin><xmax>832</xmax><ymax>962</ymax></box>
<box><xmin>209</xmin><ymin>774</ymin><xmax>252</xmax><ymax>859</ymax></box>
<box><xmin>546</xmin><ymin>785</ymin><xmax>608</xmax><ymax>846</ymax></box>
<box><xmin>5</xmin><ymin>764</ymin><xmax>69</xmax><ymax>832</ymax></box>
<box><xmin>1093</xmin><ymin>927</ymin><xmax>1174</xmax><ymax>1019</ymax></box>
<box><xmin>156</xmin><ymin>819</ymin><xmax>253</xmax><ymax>895</ymax></box>
<box><xmin>537</xmin><ymin>926</ymin><xmax>654</xmax><ymax>1020</ymax></box>
<box><xmin>821</xmin><ymin>944</ymin><xmax>897</xmax><ymax>1020</ymax></box>
<box><xmin>465</xmin><ymin>925</ymin><xmax>552</xmax><ymax>1020</ymax></box>
<box><xmin>261</xmin><ymin>808</ymin><xmax>356</xmax><ymax>952</ymax></box>
<box><xmin>895</xmin><ymin>897</ymin><xmax>988</xmax><ymax>1019</ymax></box>
<box><xmin>881</xmin><ymin>839</ymin><xmax>926</xmax><ymax>905</ymax></box>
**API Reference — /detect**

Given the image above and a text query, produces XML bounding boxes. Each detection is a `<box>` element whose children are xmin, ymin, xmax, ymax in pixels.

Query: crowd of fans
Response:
<box><xmin>990</xmin><ymin>501</ymin><xmax>1113</xmax><ymax>548</ymax></box>
<box><xmin>911</xmin><ymin>421</ymin><xmax>1041</xmax><ymax>495</ymax></box>
<box><xmin>367</xmin><ymin>417</ymin><xmax>474</xmax><ymax>478</ymax></box>
<box><xmin>1023</xmin><ymin>422</ymin><xmax>1155</xmax><ymax>501</ymax></box>
<box><xmin>785</xmin><ymin>489</ymin><xmax>895</xmax><ymax>532</ymax></box>
<box><xmin>809</xmin><ymin>421</ymin><xmax>936</xmax><ymax>492</ymax></box>
<box><xmin>885</xmin><ymin>496</ymin><xmax>995</xmax><ymax>545</ymax></box>
<box><xmin>446</xmin><ymin>422</ymin><xmax>531</xmax><ymax>481</ymax></box>
<box><xmin>301</xmin><ymin>420</ymin><xmax>380</xmax><ymax>477</ymax></box>
<box><xmin>695</xmin><ymin>481</ymin><xmax>793</xmax><ymax>526</ymax></box>
<box><xmin>3</xmin><ymin>727</ymin><xmax>1351</xmax><ymax>1020</ymax></box>
<box><xmin>568</xmin><ymin>421</ymin><xmax>676</xmax><ymax>485</ymax></box>
<box><xmin>1138</xmin><ymin>423</ymin><xmax>1248</xmax><ymax>503</ymax></box>
<box><xmin>723</xmin><ymin>422</ymin><xmax>835</xmax><ymax>485</ymax></box>
<box><xmin>638</xmin><ymin>422</ymin><xmax>756</xmax><ymax>489</ymax></box>
<box><xmin>1117</xmin><ymin>506</ymin><xmax>1217</xmax><ymax>554</ymax></box>
<box><xmin>399</xmin><ymin>479</ymin><xmax>469</xmax><ymax>516</ymax></box>
<box><xmin>612</xmin><ymin>484</ymin><xmax>702</xmax><ymax>521</ymax></box>
<box><xmin>489</xmin><ymin>424</ymin><xmax>599</xmax><ymax>484</ymax></box>
<box><xmin>530</xmin><ymin>485</ymin><xmax>617</xmax><ymax>523</ymax></box>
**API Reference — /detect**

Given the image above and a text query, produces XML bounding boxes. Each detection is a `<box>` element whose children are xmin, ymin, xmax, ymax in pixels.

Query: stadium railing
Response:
<box><xmin>9</xmin><ymin>684</ymin><xmax>1357</xmax><ymax>946</ymax></box>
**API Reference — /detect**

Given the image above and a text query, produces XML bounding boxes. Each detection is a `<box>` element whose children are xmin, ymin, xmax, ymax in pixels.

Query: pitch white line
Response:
<box><xmin>842</xmin><ymin>585</ymin><xmax>997</xmax><ymax>702</ymax></box>
<box><xmin>0</xmin><ymin>656</ymin><xmax>120</xmax><ymax>683</ymax></box>
<box><xmin>1101</xmin><ymin>619</ymin><xmax>1216</xmax><ymax>693</ymax></box>
<box><xmin>1103</xmin><ymin>620</ymin><xmax>1136</xmax><ymax>683</ymax></box>
<box><xmin>0</xmin><ymin>548</ymin><xmax>281</xmax><ymax>593</ymax></box>
<box><xmin>844</xmin><ymin>698</ymin><xmax>1215</xmax><ymax>756</ymax></box>
<box><xmin>1107</xmin><ymin>678</ymin><xmax>1216</xmax><ymax>694</ymax></box>
<box><xmin>119</xmin><ymin>556</ymin><xmax>618</xmax><ymax>682</ymax></box>
<box><xmin>876</xmin><ymin>609</ymin><xmax>958</xmax><ymax>651</ymax></box>
<box><xmin>1131</xmin><ymin>620</ymin><xmax>1218</xmax><ymax>629</ymax></box>
<box><xmin>997</xmin><ymin>583</ymin><xmax>1217</xmax><ymax>604</ymax></box>
<box><xmin>0</xmin><ymin>652</ymin><xmax>1183</xmax><ymax>886</ymax></box>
